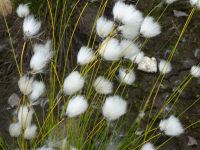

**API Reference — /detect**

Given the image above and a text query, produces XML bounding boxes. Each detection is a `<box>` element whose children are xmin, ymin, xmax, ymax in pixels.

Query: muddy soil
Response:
<box><xmin>1</xmin><ymin>0</ymin><xmax>200</xmax><ymax>149</ymax></box>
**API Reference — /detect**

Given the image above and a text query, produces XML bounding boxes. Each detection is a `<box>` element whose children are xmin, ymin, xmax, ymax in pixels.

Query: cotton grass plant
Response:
<box><xmin>2</xmin><ymin>0</ymin><xmax>200</xmax><ymax>149</ymax></box>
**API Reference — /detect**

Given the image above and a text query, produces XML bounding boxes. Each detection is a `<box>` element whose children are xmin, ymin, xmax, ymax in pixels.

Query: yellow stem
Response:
<box><xmin>20</xmin><ymin>42</ymin><xmax>26</xmax><ymax>76</ymax></box>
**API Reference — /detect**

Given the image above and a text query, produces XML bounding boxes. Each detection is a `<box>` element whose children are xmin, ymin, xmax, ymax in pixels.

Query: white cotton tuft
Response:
<box><xmin>165</xmin><ymin>0</ymin><xmax>177</xmax><ymax>4</ymax></box>
<box><xmin>120</xmin><ymin>39</ymin><xmax>139</xmax><ymax>59</ymax></box>
<box><xmin>159</xmin><ymin>115</ymin><xmax>184</xmax><ymax>136</ymax></box>
<box><xmin>130</xmin><ymin>51</ymin><xmax>144</xmax><ymax>64</ymax></box>
<box><xmin>93</xmin><ymin>76</ymin><xmax>113</xmax><ymax>94</ymax></box>
<box><xmin>63</xmin><ymin>71</ymin><xmax>84</xmax><ymax>95</ymax></box>
<box><xmin>66</xmin><ymin>95</ymin><xmax>88</xmax><ymax>118</ymax></box>
<box><xmin>102</xmin><ymin>95</ymin><xmax>127</xmax><ymax>121</ymax></box>
<box><xmin>23</xmin><ymin>15</ymin><xmax>41</xmax><ymax>40</ymax></box>
<box><xmin>189</xmin><ymin>0</ymin><xmax>200</xmax><ymax>9</ymax></box>
<box><xmin>96</xmin><ymin>17</ymin><xmax>114</xmax><ymax>39</ymax></box>
<box><xmin>9</xmin><ymin>122</ymin><xmax>21</xmax><ymax>137</ymax></box>
<box><xmin>24</xmin><ymin>124</ymin><xmax>38</xmax><ymax>140</ymax></box>
<box><xmin>140</xmin><ymin>16</ymin><xmax>161</xmax><ymax>38</ymax></box>
<box><xmin>16</xmin><ymin>4</ymin><xmax>30</xmax><ymax>18</ymax></box>
<box><xmin>158</xmin><ymin>60</ymin><xmax>172</xmax><ymax>74</ymax></box>
<box><xmin>29</xmin><ymin>81</ymin><xmax>45</xmax><ymax>101</ymax></box>
<box><xmin>190</xmin><ymin>66</ymin><xmax>200</xmax><ymax>78</ymax></box>
<box><xmin>34</xmin><ymin>40</ymin><xmax>52</xmax><ymax>56</ymax></box>
<box><xmin>77</xmin><ymin>46</ymin><xmax>95</xmax><ymax>65</ymax></box>
<box><xmin>113</xmin><ymin>1</ymin><xmax>127</xmax><ymax>23</ymax></box>
<box><xmin>141</xmin><ymin>142</ymin><xmax>155</xmax><ymax>150</ymax></box>
<box><xmin>118</xmin><ymin>25</ymin><xmax>139</xmax><ymax>41</ymax></box>
<box><xmin>99</xmin><ymin>38</ymin><xmax>122</xmax><ymax>61</ymax></box>
<box><xmin>18</xmin><ymin>75</ymin><xmax>34</xmax><ymax>95</ymax></box>
<box><xmin>30</xmin><ymin>50</ymin><xmax>51</xmax><ymax>74</ymax></box>
<box><xmin>18</xmin><ymin>105</ymin><xmax>34</xmax><ymax>128</ymax></box>
<box><xmin>118</xmin><ymin>67</ymin><xmax>136</xmax><ymax>85</ymax></box>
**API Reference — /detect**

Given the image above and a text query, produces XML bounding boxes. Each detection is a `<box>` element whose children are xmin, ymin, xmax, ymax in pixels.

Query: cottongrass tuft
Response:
<box><xmin>63</xmin><ymin>71</ymin><xmax>84</xmax><ymax>95</ymax></box>
<box><xmin>158</xmin><ymin>60</ymin><xmax>172</xmax><ymax>74</ymax></box>
<box><xmin>29</xmin><ymin>81</ymin><xmax>45</xmax><ymax>101</ymax></box>
<box><xmin>118</xmin><ymin>25</ymin><xmax>139</xmax><ymax>41</ymax></box>
<box><xmin>113</xmin><ymin>1</ymin><xmax>127</xmax><ymax>23</ymax></box>
<box><xmin>34</xmin><ymin>40</ymin><xmax>52</xmax><ymax>56</ymax></box>
<box><xmin>16</xmin><ymin>4</ymin><xmax>30</xmax><ymax>18</ymax></box>
<box><xmin>99</xmin><ymin>38</ymin><xmax>122</xmax><ymax>61</ymax></box>
<box><xmin>102</xmin><ymin>95</ymin><xmax>127</xmax><ymax>121</ymax></box>
<box><xmin>24</xmin><ymin>124</ymin><xmax>38</xmax><ymax>140</ymax></box>
<box><xmin>23</xmin><ymin>15</ymin><xmax>41</xmax><ymax>40</ymax></box>
<box><xmin>18</xmin><ymin>75</ymin><xmax>34</xmax><ymax>95</ymax></box>
<box><xmin>165</xmin><ymin>0</ymin><xmax>177</xmax><ymax>4</ymax></box>
<box><xmin>9</xmin><ymin>122</ymin><xmax>21</xmax><ymax>137</ymax></box>
<box><xmin>189</xmin><ymin>0</ymin><xmax>200</xmax><ymax>9</ymax></box>
<box><xmin>66</xmin><ymin>95</ymin><xmax>88</xmax><ymax>118</ymax></box>
<box><xmin>190</xmin><ymin>65</ymin><xmax>200</xmax><ymax>78</ymax></box>
<box><xmin>93</xmin><ymin>76</ymin><xmax>113</xmax><ymax>94</ymax></box>
<box><xmin>118</xmin><ymin>67</ymin><xmax>136</xmax><ymax>85</ymax></box>
<box><xmin>159</xmin><ymin>115</ymin><xmax>184</xmax><ymax>136</ymax></box>
<box><xmin>18</xmin><ymin>105</ymin><xmax>34</xmax><ymax>128</ymax></box>
<box><xmin>141</xmin><ymin>142</ymin><xmax>155</xmax><ymax>150</ymax></box>
<box><xmin>140</xmin><ymin>16</ymin><xmax>161</xmax><ymax>38</ymax></box>
<box><xmin>120</xmin><ymin>39</ymin><xmax>139</xmax><ymax>59</ymax></box>
<box><xmin>96</xmin><ymin>17</ymin><xmax>114</xmax><ymax>39</ymax></box>
<box><xmin>130</xmin><ymin>51</ymin><xmax>144</xmax><ymax>64</ymax></box>
<box><xmin>77</xmin><ymin>46</ymin><xmax>95</xmax><ymax>65</ymax></box>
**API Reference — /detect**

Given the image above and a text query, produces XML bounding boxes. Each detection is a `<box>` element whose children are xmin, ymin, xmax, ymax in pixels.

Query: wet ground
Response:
<box><xmin>1</xmin><ymin>0</ymin><xmax>200</xmax><ymax>149</ymax></box>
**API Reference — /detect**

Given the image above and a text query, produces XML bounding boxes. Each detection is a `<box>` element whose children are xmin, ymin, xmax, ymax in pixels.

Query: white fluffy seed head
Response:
<box><xmin>36</xmin><ymin>147</ymin><xmax>54</xmax><ymax>150</ymax></box>
<box><xmin>24</xmin><ymin>124</ymin><xmax>38</xmax><ymax>140</ymax></box>
<box><xmin>118</xmin><ymin>25</ymin><xmax>139</xmax><ymax>40</ymax></box>
<box><xmin>23</xmin><ymin>15</ymin><xmax>41</xmax><ymax>40</ymax></box>
<box><xmin>34</xmin><ymin>40</ymin><xmax>52</xmax><ymax>56</ymax></box>
<box><xmin>165</xmin><ymin>0</ymin><xmax>177</xmax><ymax>4</ymax></box>
<box><xmin>96</xmin><ymin>17</ymin><xmax>114</xmax><ymax>39</ymax></box>
<box><xmin>29</xmin><ymin>81</ymin><xmax>45</xmax><ymax>101</ymax></box>
<box><xmin>189</xmin><ymin>0</ymin><xmax>200</xmax><ymax>8</ymax></box>
<box><xmin>30</xmin><ymin>50</ymin><xmax>51</xmax><ymax>74</ymax></box>
<box><xmin>113</xmin><ymin>1</ymin><xmax>127</xmax><ymax>23</ymax></box>
<box><xmin>102</xmin><ymin>95</ymin><xmax>127</xmax><ymax>121</ymax></box>
<box><xmin>77</xmin><ymin>46</ymin><xmax>95</xmax><ymax>66</ymax></box>
<box><xmin>190</xmin><ymin>66</ymin><xmax>200</xmax><ymax>78</ymax></box>
<box><xmin>16</xmin><ymin>4</ymin><xmax>30</xmax><ymax>18</ymax></box>
<box><xmin>120</xmin><ymin>39</ymin><xmax>139</xmax><ymax>59</ymax></box>
<box><xmin>66</xmin><ymin>95</ymin><xmax>88</xmax><ymax>118</ymax></box>
<box><xmin>93</xmin><ymin>76</ymin><xmax>113</xmax><ymax>94</ymax></box>
<box><xmin>119</xmin><ymin>67</ymin><xmax>136</xmax><ymax>85</ymax></box>
<box><xmin>63</xmin><ymin>71</ymin><xmax>84</xmax><ymax>95</ymax></box>
<box><xmin>130</xmin><ymin>51</ymin><xmax>144</xmax><ymax>64</ymax></box>
<box><xmin>140</xmin><ymin>16</ymin><xmax>161</xmax><ymax>38</ymax></box>
<box><xmin>18</xmin><ymin>105</ymin><xmax>34</xmax><ymax>128</ymax></box>
<box><xmin>9</xmin><ymin>122</ymin><xmax>21</xmax><ymax>137</ymax></box>
<box><xmin>159</xmin><ymin>115</ymin><xmax>184</xmax><ymax>136</ymax></box>
<box><xmin>18</xmin><ymin>75</ymin><xmax>34</xmax><ymax>95</ymax></box>
<box><xmin>99</xmin><ymin>38</ymin><xmax>122</xmax><ymax>61</ymax></box>
<box><xmin>158</xmin><ymin>60</ymin><xmax>172</xmax><ymax>74</ymax></box>
<box><xmin>141</xmin><ymin>142</ymin><xmax>155</xmax><ymax>150</ymax></box>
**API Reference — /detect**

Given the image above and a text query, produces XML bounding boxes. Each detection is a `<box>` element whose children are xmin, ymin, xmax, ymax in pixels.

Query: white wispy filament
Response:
<box><xmin>130</xmin><ymin>51</ymin><xmax>144</xmax><ymax>64</ymax></box>
<box><xmin>158</xmin><ymin>60</ymin><xmax>172</xmax><ymax>74</ymax></box>
<box><xmin>102</xmin><ymin>95</ymin><xmax>127</xmax><ymax>121</ymax></box>
<box><xmin>99</xmin><ymin>38</ymin><xmax>122</xmax><ymax>61</ymax></box>
<box><xmin>118</xmin><ymin>67</ymin><xmax>136</xmax><ymax>85</ymax></box>
<box><xmin>18</xmin><ymin>75</ymin><xmax>34</xmax><ymax>95</ymax></box>
<box><xmin>77</xmin><ymin>46</ymin><xmax>95</xmax><ymax>65</ymax></box>
<box><xmin>141</xmin><ymin>142</ymin><xmax>155</xmax><ymax>150</ymax></box>
<box><xmin>29</xmin><ymin>81</ymin><xmax>45</xmax><ymax>101</ymax></box>
<box><xmin>16</xmin><ymin>4</ymin><xmax>30</xmax><ymax>18</ymax></box>
<box><xmin>140</xmin><ymin>16</ymin><xmax>161</xmax><ymax>38</ymax></box>
<box><xmin>93</xmin><ymin>76</ymin><xmax>113</xmax><ymax>94</ymax></box>
<box><xmin>24</xmin><ymin>124</ymin><xmax>38</xmax><ymax>140</ymax></box>
<box><xmin>96</xmin><ymin>17</ymin><xmax>114</xmax><ymax>39</ymax></box>
<box><xmin>9</xmin><ymin>122</ymin><xmax>21</xmax><ymax>137</ymax></box>
<box><xmin>63</xmin><ymin>71</ymin><xmax>84</xmax><ymax>95</ymax></box>
<box><xmin>120</xmin><ymin>39</ymin><xmax>139</xmax><ymax>59</ymax></box>
<box><xmin>190</xmin><ymin>65</ymin><xmax>200</xmax><ymax>78</ymax></box>
<box><xmin>18</xmin><ymin>105</ymin><xmax>34</xmax><ymax>128</ymax></box>
<box><xmin>23</xmin><ymin>15</ymin><xmax>41</xmax><ymax>40</ymax></box>
<box><xmin>159</xmin><ymin>115</ymin><xmax>184</xmax><ymax>136</ymax></box>
<box><xmin>189</xmin><ymin>0</ymin><xmax>200</xmax><ymax>9</ymax></box>
<box><xmin>34</xmin><ymin>40</ymin><xmax>52</xmax><ymax>56</ymax></box>
<box><xmin>66</xmin><ymin>95</ymin><xmax>88</xmax><ymax>118</ymax></box>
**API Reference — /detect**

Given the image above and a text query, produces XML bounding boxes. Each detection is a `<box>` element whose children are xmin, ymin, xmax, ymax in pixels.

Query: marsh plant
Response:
<box><xmin>1</xmin><ymin>0</ymin><xmax>200</xmax><ymax>149</ymax></box>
